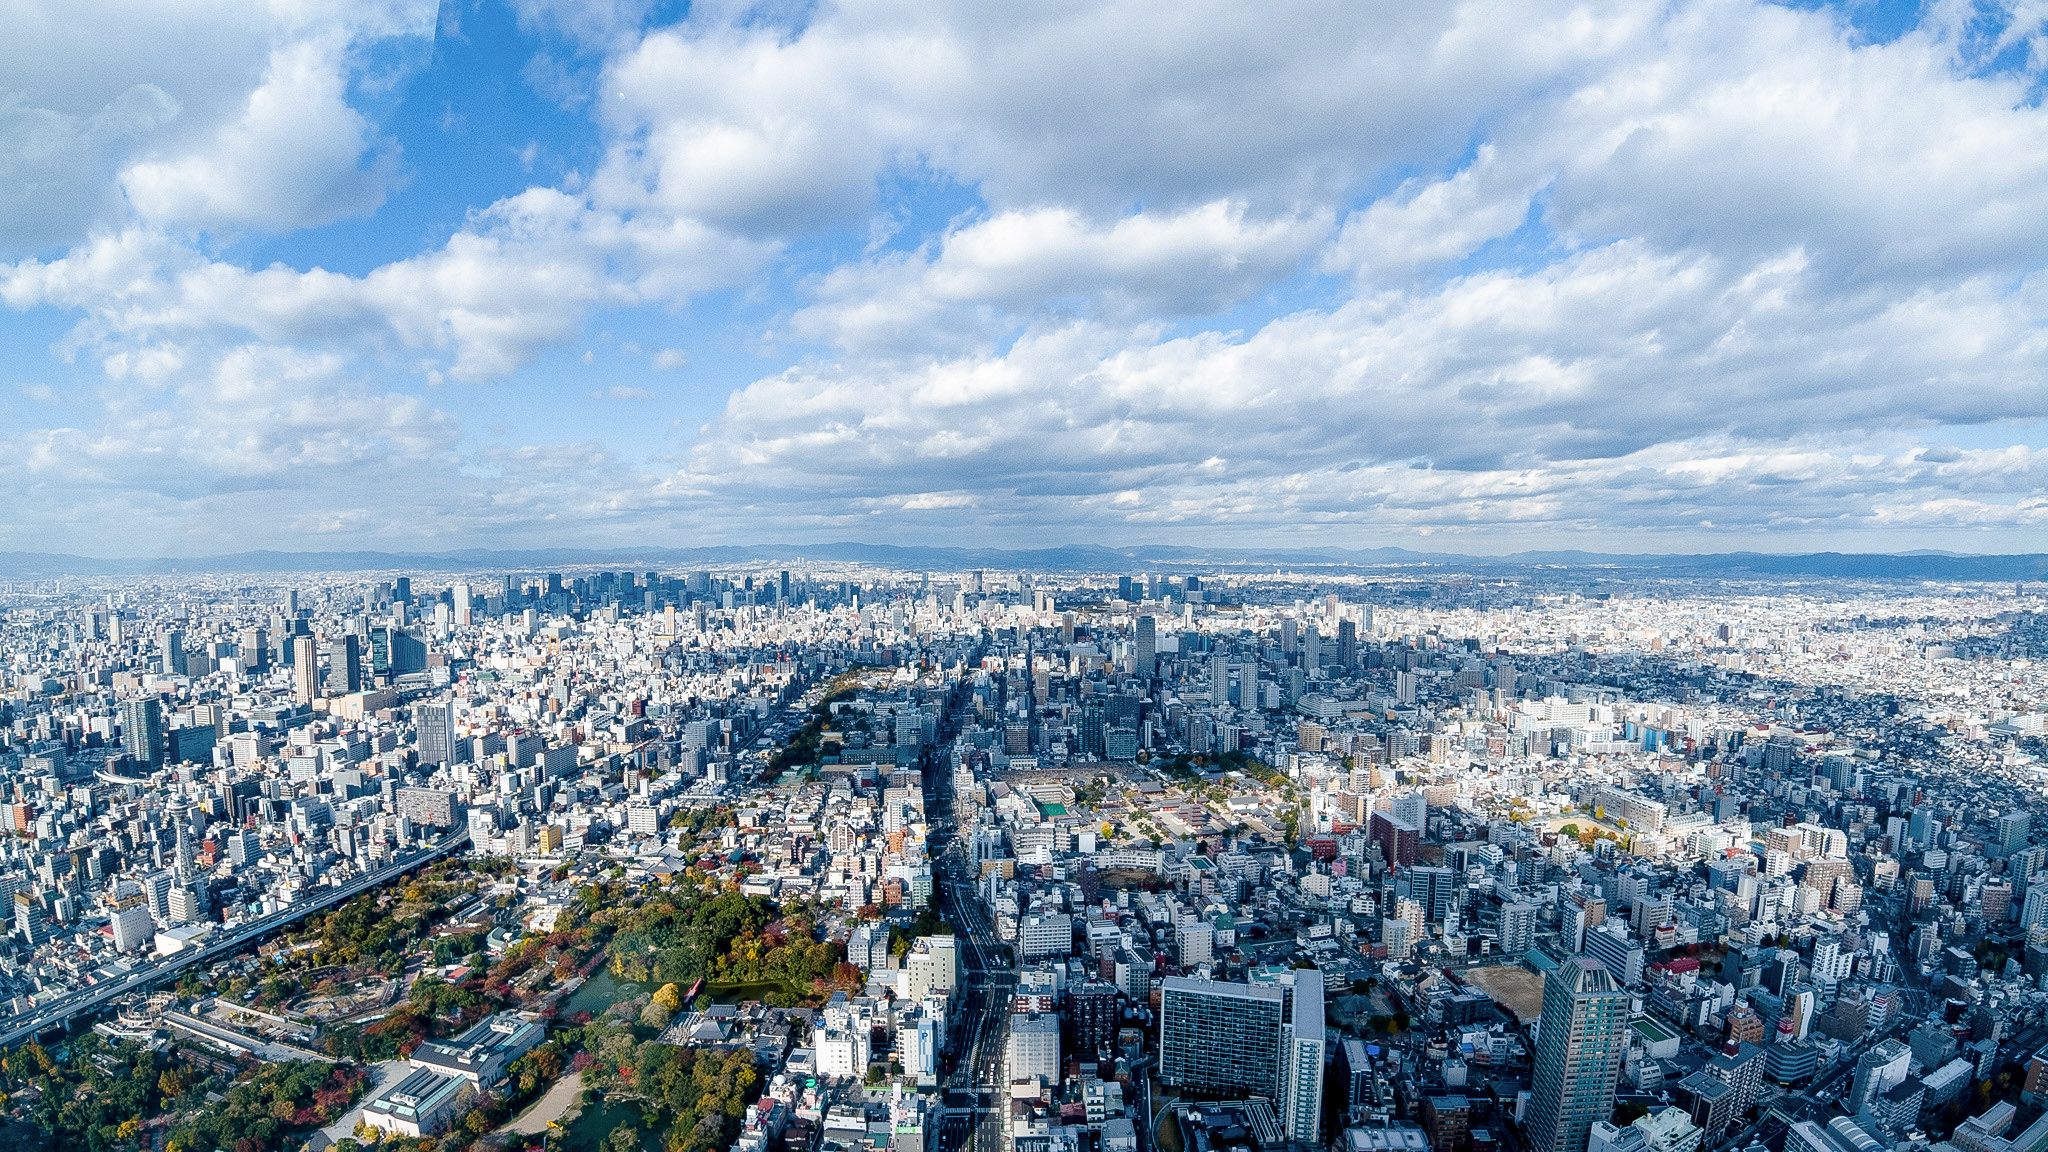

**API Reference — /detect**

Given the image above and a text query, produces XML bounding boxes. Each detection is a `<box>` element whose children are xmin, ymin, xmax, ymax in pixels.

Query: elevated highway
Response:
<box><xmin>0</xmin><ymin>829</ymin><xmax>470</xmax><ymax>1050</ymax></box>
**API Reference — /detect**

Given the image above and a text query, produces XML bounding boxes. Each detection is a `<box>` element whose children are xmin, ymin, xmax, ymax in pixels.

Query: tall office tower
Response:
<box><xmin>394</xmin><ymin>576</ymin><xmax>411</xmax><ymax>604</ymax></box>
<box><xmin>1281</xmin><ymin>617</ymin><xmax>1299</xmax><ymax>655</ymax></box>
<box><xmin>453</xmin><ymin>582</ymin><xmax>473</xmax><ymax>626</ymax></box>
<box><xmin>1210</xmin><ymin>655</ymin><xmax>1229</xmax><ymax>704</ymax></box>
<box><xmin>417</xmin><ymin>700</ymin><xmax>458</xmax><ymax>767</ymax></box>
<box><xmin>293</xmin><ymin>636</ymin><xmax>318</xmax><ymax>703</ymax></box>
<box><xmin>1079</xmin><ymin>699</ymin><xmax>1107</xmax><ymax>759</ymax></box>
<box><xmin>1136</xmin><ymin>615</ymin><xmax>1157</xmax><ymax>673</ymax></box>
<box><xmin>160</xmin><ymin>630</ymin><xmax>183</xmax><ymax>676</ymax></box>
<box><xmin>1160</xmin><ymin>976</ymin><xmax>1284</xmax><ymax>1097</ymax></box>
<box><xmin>1907</xmin><ymin>808</ymin><xmax>1938</xmax><ymax>847</ymax></box>
<box><xmin>1337</xmin><ymin>619</ymin><xmax>1357</xmax><ymax>669</ymax></box>
<box><xmin>1525</xmin><ymin>957</ymin><xmax>1629</xmax><ymax>1152</ymax></box>
<box><xmin>1409</xmin><ymin>864</ymin><xmax>1457</xmax><ymax>923</ymax></box>
<box><xmin>238</xmin><ymin>627</ymin><xmax>268</xmax><ymax>672</ymax></box>
<box><xmin>1280</xmin><ymin>969</ymin><xmax>1326</xmax><ymax>1146</ymax></box>
<box><xmin>13</xmin><ymin>893</ymin><xmax>47</xmax><ymax>947</ymax></box>
<box><xmin>1303</xmin><ymin>623</ymin><xmax>1321</xmax><ymax>672</ymax></box>
<box><xmin>120</xmin><ymin>698</ymin><xmax>163</xmax><ymax>766</ymax></box>
<box><xmin>1999</xmin><ymin>811</ymin><xmax>2031</xmax><ymax>856</ymax></box>
<box><xmin>323</xmin><ymin>634</ymin><xmax>362</xmax><ymax>695</ymax></box>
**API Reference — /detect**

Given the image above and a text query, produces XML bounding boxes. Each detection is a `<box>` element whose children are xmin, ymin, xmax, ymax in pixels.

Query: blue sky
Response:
<box><xmin>4</xmin><ymin>0</ymin><xmax>2048</xmax><ymax>557</ymax></box>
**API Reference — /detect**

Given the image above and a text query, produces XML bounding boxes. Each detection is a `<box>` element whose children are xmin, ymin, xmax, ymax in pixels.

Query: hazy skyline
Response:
<box><xmin>5</xmin><ymin>0</ymin><xmax>2048</xmax><ymax>557</ymax></box>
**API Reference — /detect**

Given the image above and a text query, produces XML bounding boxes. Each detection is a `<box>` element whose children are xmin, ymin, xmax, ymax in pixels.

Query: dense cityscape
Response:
<box><xmin>0</xmin><ymin>560</ymin><xmax>2043</xmax><ymax>1152</ymax></box>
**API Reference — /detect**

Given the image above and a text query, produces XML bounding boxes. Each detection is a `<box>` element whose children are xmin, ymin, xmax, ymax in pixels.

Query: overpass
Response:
<box><xmin>0</xmin><ymin>828</ymin><xmax>471</xmax><ymax>1050</ymax></box>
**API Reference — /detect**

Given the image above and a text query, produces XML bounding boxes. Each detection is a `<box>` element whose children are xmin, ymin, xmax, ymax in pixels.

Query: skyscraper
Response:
<box><xmin>1159</xmin><ymin>976</ymin><xmax>1283</xmax><ymax>1097</ymax></box>
<box><xmin>1079</xmin><ymin>698</ymin><xmax>1107</xmax><ymax>759</ymax></box>
<box><xmin>237</xmin><ymin>626</ymin><xmax>268</xmax><ymax>672</ymax></box>
<box><xmin>1280</xmin><ymin>969</ymin><xmax>1326</xmax><ymax>1145</ymax></box>
<box><xmin>120</xmin><ymin>697</ymin><xmax>163</xmax><ymax>766</ymax></box>
<box><xmin>323</xmin><ymin>634</ymin><xmax>362</xmax><ymax>695</ymax></box>
<box><xmin>417</xmin><ymin>700</ymin><xmax>458</xmax><ymax>767</ymax></box>
<box><xmin>293</xmin><ymin>635</ymin><xmax>319</xmax><ymax>702</ymax></box>
<box><xmin>1525</xmin><ymin>957</ymin><xmax>1629</xmax><ymax>1152</ymax></box>
<box><xmin>1136</xmin><ymin>615</ymin><xmax>1156</xmax><ymax>673</ymax></box>
<box><xmin>14</xmin><ymin>892</ymin><xmax>48</xmax><ymax>947</ymax></box>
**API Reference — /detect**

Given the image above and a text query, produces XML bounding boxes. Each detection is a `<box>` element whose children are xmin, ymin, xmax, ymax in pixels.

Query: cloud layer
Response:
<box><xmin>2</xmin><ymin>0</ymin><xmax>2047</xmax><ymax>553</ymax></box>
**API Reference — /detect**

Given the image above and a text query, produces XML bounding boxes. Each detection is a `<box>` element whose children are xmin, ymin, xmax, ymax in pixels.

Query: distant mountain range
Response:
<box><xmin>3</xmin><ymin>543</ymin><xmax>2047</xmax><ymax>581</ymax></box>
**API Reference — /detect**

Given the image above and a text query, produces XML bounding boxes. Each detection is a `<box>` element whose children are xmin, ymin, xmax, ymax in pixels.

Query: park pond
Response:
<box><xmin>559</xmin><ymin>1094</ymin><xmax>659</xmax><ymax>1152</ymax></box>
<box><xmin>561</xmin><ymin>970</ymin><xmax>642</xmax><ymax>1018</ymax></box>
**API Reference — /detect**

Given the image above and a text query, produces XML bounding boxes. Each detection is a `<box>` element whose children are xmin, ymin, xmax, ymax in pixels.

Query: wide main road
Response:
<box><xmin>0</xmin><ymin>829</ymin><xmax>471</xmax><ymax>1050</ymax></box>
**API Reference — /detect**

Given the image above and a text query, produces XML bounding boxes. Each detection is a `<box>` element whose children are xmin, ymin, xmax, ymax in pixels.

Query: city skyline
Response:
<box><xmin>3</xmin><ymin>552</ymin><xmax>2048</xmax><ymax>1151</ymax></box>
<box><xmin>4</xmin><ymin>1</ymin><xmax>2048</xmax><ymax>555</ymax></box>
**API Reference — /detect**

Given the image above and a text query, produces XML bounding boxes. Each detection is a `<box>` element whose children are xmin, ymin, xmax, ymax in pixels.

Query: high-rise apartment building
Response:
<box><xmin>1159</xmin><ymin>976</ymin><xmax>1283</xmax><ymax>1097</ymax></box>
<box><xmin>1067</xmin><ymin>983</ymin><xmax>1120</xmax><ymax>1058</ymax></box>
<box><xmin>1848</xmin><ymin>1039</ymin><xmax>1911</xmax><ymax>1121</ymax></box>
<box><xmin>1007</xmin><ymin>1011</ymin><xmax>1061</xmax><ymax>1085</ymax></box>
<box><xmin>1524</xmin><ymin>957</ymin><xmax>1629</xmax><ymax>1152</ymax></box>
<box><xmin>1500</xmin><ymin>902</ymin><xmax>1538</xmax><ymax>955</ymax></box>
<box><xmin>1280</xmin><ymin>968</ymin><xmax>1326</xmax><ymax>1146</ymax></box>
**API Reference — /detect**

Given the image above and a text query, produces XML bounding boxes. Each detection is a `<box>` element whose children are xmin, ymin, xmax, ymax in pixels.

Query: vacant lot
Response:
<box><xmin>1463</xmin><ymin>965</ymin><xmax>1545</xmax><ymax>1023</ymax></box>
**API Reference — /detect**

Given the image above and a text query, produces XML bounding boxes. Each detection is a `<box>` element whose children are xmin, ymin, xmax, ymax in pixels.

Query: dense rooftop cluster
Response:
<box><xmin>0</xmin><ymin>564</ymin><xmax>2045</xmax><ymax>1152</ymax></box>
